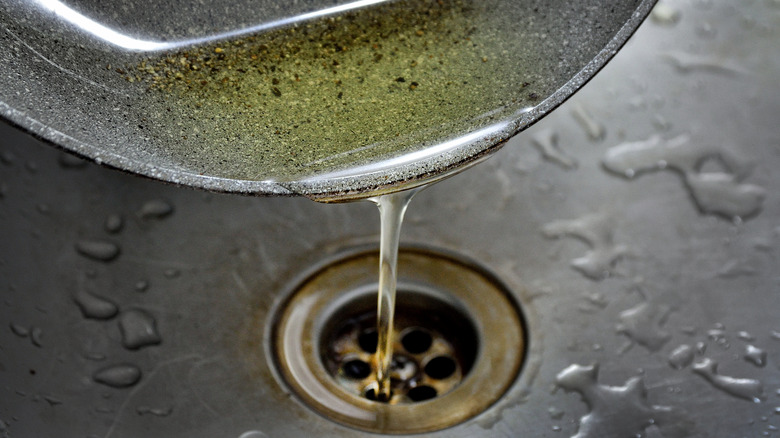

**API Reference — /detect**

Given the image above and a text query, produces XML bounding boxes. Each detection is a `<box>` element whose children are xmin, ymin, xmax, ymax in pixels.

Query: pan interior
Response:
<box><xmin>0</xmin><ymin>0</ymin><xmax>647</xmax><ymax>195</ymax></box>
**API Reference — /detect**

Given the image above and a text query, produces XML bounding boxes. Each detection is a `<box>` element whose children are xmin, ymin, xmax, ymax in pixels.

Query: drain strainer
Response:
<box><xmin>270</xmin><ymin>247</ymin><xmax>526</xmax><ymax>433</ymax></box>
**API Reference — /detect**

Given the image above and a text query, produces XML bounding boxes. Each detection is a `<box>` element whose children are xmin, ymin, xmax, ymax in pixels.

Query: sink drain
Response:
<box><xmin>270</xmin><ymin>247</ymin><xmax>526</xmax><ymax>433</ymax></box>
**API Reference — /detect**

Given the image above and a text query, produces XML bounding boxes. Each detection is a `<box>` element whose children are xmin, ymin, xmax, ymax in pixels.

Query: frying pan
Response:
<box><xmin>0</xmin><ymin>0</ymin><xmax>656</xmax><ymax>199</ymax></box>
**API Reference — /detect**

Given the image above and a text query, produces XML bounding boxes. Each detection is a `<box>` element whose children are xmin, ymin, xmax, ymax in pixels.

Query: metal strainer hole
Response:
<box><xmin>407</xmin><ymin>385</ymin><xmax>438</xmax><ymax>402</ymax></box>
<box><xmin>401</xmin><ymin>328</ymin><xmax>433</xmax><ymax>354</ymax></box>
<box><xmin>424</xmin><ymin>356</ymin><xmax>457</xmax><ymax>380</ymax></box>
<box><xmin>341</xmin><ymin>359</ymin><xmax>371</xmax><ymax>379</ymax></box>
<box><xmin>357</xmin><ymin>328</ymin><xmax>378</xmax><ymax>353</ymax></box>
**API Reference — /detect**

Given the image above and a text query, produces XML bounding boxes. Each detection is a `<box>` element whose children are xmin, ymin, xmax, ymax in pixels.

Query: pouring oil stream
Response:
<box><xmin>367</xmin><ymin>188</ymin><xmax>420</xmax><ymax>401</ymax></box>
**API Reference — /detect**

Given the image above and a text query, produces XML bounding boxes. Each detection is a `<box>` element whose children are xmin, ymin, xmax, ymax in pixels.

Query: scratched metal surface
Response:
<box><xmin>0</xmin><ymin>0</ymin><xmax>779</xmax><ymax>437</ymax></box>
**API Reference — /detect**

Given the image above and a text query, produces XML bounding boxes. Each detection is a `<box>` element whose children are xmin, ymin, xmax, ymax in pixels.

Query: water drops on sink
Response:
<box><xmin>555</xmin><ymin>363</ymin><xmax>692</xmax><ymax>438</ymax></box>
<box><xmin>75</xmin><ymin>239</ymin><xmax>121</xmax><ymax>262</ymax></box>
<box><xmin>616</xmin><ymin>301</ymin><xmax>672</xmax><ymax>352</ymax></box>
<box><xmin>668</xmin><ymin>344</ymin><xmax>695</xmax><ymax>369</ymax></box>
<box><xmin>104</xmin><ymin>214</ymin><xmax>124</xmax><ymax>234</ymax></box>
<box><xmin>744</xmin><ymin>345</ymin><xmax>767</xmax><ymax>368</ymax></box>
<box><xmin>602</xmin><ymin>134</ymin><xmax>766</xmax><ymax>220</ymax></box>
<box><xmin>118</xmin><ymin>309</ymin><xmax>161</xmax><ymax>350</ymax></box>
<box><xmin>73</xmin><ymin>290</ymin><xmax>119</xmax><ymax>320</ymax></box>
<box><xmin>650</xmin><ymin>2</ymin><xmax>681</xmax><ymax>26</ymax></box>
<box><xmin>530</xmin><ymin>129</ymin><xmax>577</xmax><ymax>170</ymax></box>
<box><xmin>571</xmin><ymin>103</ymin><xmax>606</xmax><ymax>142</ymax></box>
<box><xmin>542</xmin><ymin>212</ymin><xmax>629</xmax><ymax>280</ymax></box>
<box><xmin>692</xmin><ymin>358</ymin><xmax>763</xmax><ymax>402</ymax></box>
<box><xmin>93</xmin><ymin>364</ymin><xmax>142</xmax><ymax>388</ymax></box>
<box><xmin>138</xmin><ymin>199</ymin><xmax>174</xmax><ymax>219</ymax></box>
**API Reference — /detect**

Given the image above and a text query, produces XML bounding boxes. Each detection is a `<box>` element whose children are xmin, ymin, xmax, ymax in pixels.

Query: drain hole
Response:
<box><xmin>407</xmin><ymin>385</ymin><xmax>437</xmax><ymax>402</ymax></box>
<box><xmin>364</xmin><ymin>386</ymin><xmax>392</xmax><ymax>403</ymax></box>
<box><xmin>342</xmin><ymin>359</ymin><xmax>371</xmax><ymax>380</ymax></box>
<box><xmin>358</xmin><ymin>329</ymin><xmax>378</xmax><ymax>353</ymax></box>
<box><xmin>424</xmin><ymin>356</ymin><xmax>457</xmax><ymax>380</ymax></box>
<box><xmin>401</xmin><ymin>328</ymin><xmax>433</xmax><ymax>354</ymax></box>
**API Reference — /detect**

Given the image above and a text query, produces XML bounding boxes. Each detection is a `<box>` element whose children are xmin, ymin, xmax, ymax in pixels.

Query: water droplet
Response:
<box><xmin>164</xmin><ymin>269</ymin><xmax>180</xmax><ymax>278</ymax></box>
<box><xmin>738</xmin><ymin>331</ymin><xmax>756</xmax><ymax>341</ymax></box>
<box><xmin>602</xmin><ymin>134</ymin><xmax>765</xmax><ymax>220</ymax></box>
<box><xmin>617</xmin><ymin>301</ymin><xmax>671</xmax><ymax>352</ymax></box>
<box><xmin>548</xmin><ymin>406</ymin><xmax>565</xmax><ymax>420</ymax></box>
<box><xmin>772</xmin><ymin>331</ymin><xmax>780</xmax><ymax>341</ymax></box>
<box><xmin>774</xmin><ymin>406</ymin><xmax>780</xmax><ymax>415</ymax></box>
<box><xmin>651</xmin><ymin>3</ymin><xmax>681</xmax><ymax>25</ymax></box>
<box><xmin>685</xmin><ymin>172</ymin><xmax>766</xmax><ymax>220</ymax></box>
<box><xmin>25</xmin><ymin>161</ymin><xmax>38</xmax><ymax>173</ymax></box>
<box><xmin>136</xmin><ymin>405</ymin><xmax>173</xmax><ymax>417</ymax></box>
<box><xmin>44</xmin><ymin>395</ymin><xmax>62</xmax><ymax>406</ymax></box>
<box><xmin>542</xmin><ymin>213</ymin><xmax>629</xmax><ymax>280</ymax></box>
<box><xmin>745</xmin><ymin>345</ymin><xmax>767</xmax><ymax>368</ymax></box>
<box><xmin>530</xmin><ymin>129</ymin><xmax>577</xmax><ymax>169</ymax></box>
<box><xmin>0</xmin><ymin>150</ymin><xmax>15</xmax><ymax>165</ymax></box>
<box><xmin>30</xmin><ymin>327</ymin><xmax>43</xmax><ymax>347</ymax></box>
<box><xmin>93</xmin><ymin>364</ymin><xmax>142</xmax><ymax>388</ymax></box>
<box><xmin>717</xmin><ymin>260</ymin><xmax>757</xmax><ymax>278</ymax></box>
<box><xmin>118</xmin><ymin>309</ymin><xmax>161</xmax><ymax>350</ymax></box>
<box><xmin>238</xmin><ymin>432</ymin><xmax>268</xmax><ymax>438</ymax></box>
<box><xmin>696</xmin><ymin>342</ymin><xmax>707</xmax><ymax>355</ymax></box>
<box><xmin>9</xmin><ymin>323</ymin><xmax>29</xmax><ymax>338</ymax></box>
<box><xmin>692</xmin><ymin>358</ymin><xmax>763</xmax><ymax>402</ymax></box>
<box><xmin>555</xmin><ymin>363</ymin><xmax>692</xmax><ymax>438</ymax></box>
<box><xmin>73</xmin><ymin>290</ymin><xmax>118</xmax><ymax>320</ymax></box>
<box><xmin>58</xmin><ymin>153</ymin><xmax>88</xmax><ymax>169</ymax></box>
<box><xmin>662</xmin><ymin>52</ymin><xmax>747</xmax><ymax>76</ymax></box>
<box><xmin>571</xmin><ymin>103</ymin><xmax>605</xmax><ymax>141</ymax></box>
<box><xmin>551</xmin><ymin>425</ymin><xmax>562</xmax><ymax>432</ymax></box>
<box><xmin>134</xmin><ymin>280</ymin><xmax>150</xmax><ymax>292</ymax></box>
<box><xmin>75</xmin><ymin>240</ymin><xmax>120</xmax><ymax>262</ymax></box>
<box><xmin>668</xmin><ymin>344</ymin><xmax>694</xmax><ymax>369</ymax></box>
<box><xmin>138</xmin><ymin>199</ymin><xmax>174</xmax><ymax>219</ymax></box>
<box><xmin>104</xmin><ymin>214</ymin><xmax>124</xmax><ymax>234</ymax></box>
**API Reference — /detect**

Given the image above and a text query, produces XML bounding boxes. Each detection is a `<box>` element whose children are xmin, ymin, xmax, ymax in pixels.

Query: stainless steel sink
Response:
<box><xmin>1</xmin><ymin>0</ymin><xmax>779</xmax><ymax>436</ymax></box>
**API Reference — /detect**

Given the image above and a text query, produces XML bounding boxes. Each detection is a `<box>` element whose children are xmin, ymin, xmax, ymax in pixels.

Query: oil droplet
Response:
<box><xmin>616</xmin><ymin>301</ymin><xmax>672</xmax><ymax>352</ymax></box>
<box><xmin>602</xmin><ymin>134</ymin><xmax>765</xmax><ymax>220</ymax></box>
<box><xmin>650</xmin><ymin>3</ymin><xmax>681</xmax><ymax>25</ymax></box>
<box><xmin>136</xmin><ymin>405</ymin><xmax>173</xmax><ymax>417</ymax></box>
<box><xmin>692</xmin><ymin>358</ymin><xmax>763</xmax><ymax>402</ymax></box>
<box><xmin>745</xmin><ymin>345</ymin><xmax>767</xmax><ymax>368</ymax></box>
<box><xmin>542</xmin><ymin>213</ymin><xmax>628</xmax><ymax>280</ymax></box>
<box><xmin>668</xmin><ymin>344</ymin><xmax>694</xmax><ymax>369</ymax></box>
<box><xmin>571</xmin><ymin>103</ymin><xmax>605</xmax><ymax>141</ymax></box>
<box><xmin>104</xmin><ymin>214</ymin><xmax>124</xmax><ymax>234</ymax></box>
<box><xmin>75</xmin><ymin>240</ymin><xmax>121</xmax><ymax>262</ymax></box>
<box><xmin>118</xmin><ymin>309</ymin><xmax>161</xmax><ymax>350</ymax></box>
<box><xmin>138</xmin><ymin>199</ymin><xmax>174</xmax><ymax>219</ymax></box>
<box><xmin>73</xmin><ymin>290</ymin><xmax>118</xmax><ymax>320</ymax></box>
<box><xmin>555</xmin><ymin>363</ymin><xmax>692</xmax><ymax>438</ymax></box>
<box><xmin>530</xmin><ymin>129</ymin><xmax>577</xmax><ymax>169</ymax></box>
<box><xmin>93</xmin><ymin>364</ymin><xmax>142</xmax><ymax>388</ymax></box>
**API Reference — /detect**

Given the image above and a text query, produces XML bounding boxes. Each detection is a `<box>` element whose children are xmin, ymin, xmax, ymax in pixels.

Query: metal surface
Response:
<box><xmin>1</xmin><ymin>0</ymin><xmax>779</xmax><ymax>437</ymax></box>
<box><xmin>0</xmin><ymin>0</ymin><xmax>655</xmax><ymax>199</ymax></box>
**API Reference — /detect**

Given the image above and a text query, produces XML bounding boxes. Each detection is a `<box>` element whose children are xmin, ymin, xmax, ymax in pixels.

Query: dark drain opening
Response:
<box><xmin>320</xmin><ymin>288</ymin><xmax>479</xmax><ymax>404</ymax></box>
